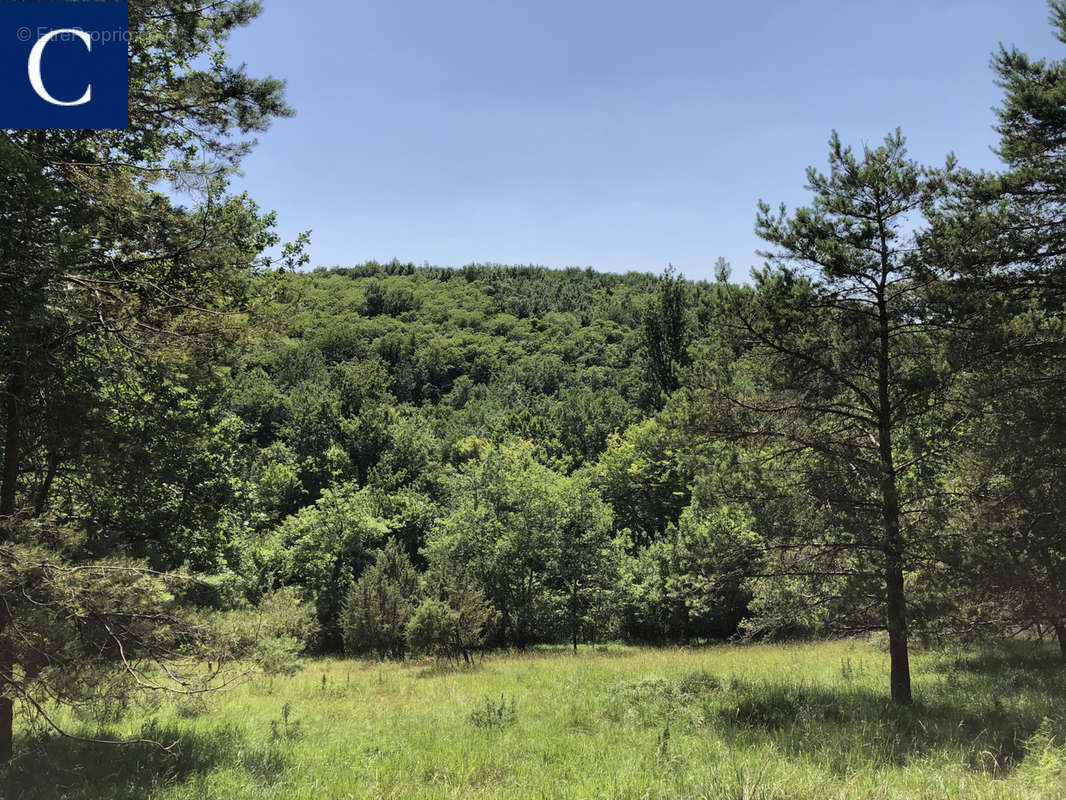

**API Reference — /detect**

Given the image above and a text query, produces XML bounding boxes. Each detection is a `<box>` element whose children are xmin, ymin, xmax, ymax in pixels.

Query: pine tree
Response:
<box><xmin>0</xmin><ymin>0</ymin><xmax>297</xmax><ymax>761</ymax></box>
<box><xmin>341</xmin><ymin>540</ymin><xmax>419</xmax><ymax>660</ymax></box>
<box><xmin>926</xmin><ymin>0</ymin><xmax>1066</xmax><ymax>656</ymax></box>
<box><xmin>693</xmin><ymin>131</ymin><xmax>956</xmax><ymax>704</ymax></box>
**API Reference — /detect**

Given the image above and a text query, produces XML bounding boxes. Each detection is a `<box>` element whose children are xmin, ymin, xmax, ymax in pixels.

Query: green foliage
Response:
<box><xmin>9</xmin><ymin>0</ymin><xmax>1066</xmax><ymax>770</ymax></box>
<box><xmin>250</xmin><ymin>442</ymin><xmax>306</xmax><ymax>524</ymax></box>
<box><xmin>258</xmin><ymin>484</ymin><xmax>389</xmax><ymax>648</ymax></box>
<box><xmin>341</xmin><ymin>539</ymin><xmax>420</xmax><ymax>659</ymax></box>
<box><xmin>0</xmin><ymin>524</ymin><xmax>268</xmax><ymax>744</ymax></box>
<box><xmin>1017</xmin><ymin>718</ymin><xmax>1066</xmax><ymax>794</ymax></box>
<box><xmin>269</xmin><ymin>701</ymin><xmax>303</xmax><ymax>742</ymax></box>
<box><xmin>228</xmin><ymin>264</ymin><xmax>663</xmax><ymax>486</ymax></box>
<box><xmin>591</xmin><ymin>417</ymin><xmax>691</xmax><ymax>548</ymax></box>
<box><xmin>256</xmin><ymin>636</ymin><xmax>306</xmax><ymax>680</ymax></box>
<box><xmin>641</xmin><ymin>265</ymin><xmax>696</xmax><ymax>400</ymax></box>
<box><xmin>468</xmin><ymin>695</ymin><xmax>517</xmax><ymax>729</ymax></box>
<box><xmin>616</xmin><ymin>503</ymin><xmax>755</xmax><ymax>643</ymax></box>
<box><xmin>405</xmin><ymin>600</ymin><xmax>458</xmax><ymax>659</ymax></box>
<box><xmin>426</xmin><ymin>442</ymin><xmax>616</xmax><ymax>647</ymax></box>
<box><xmin>686</xmin><ymin>130</ymin><xmax>960</xmax><ymax>702</ymax></box>
<box><xmin>547</xmin><ymin>474</ymin><xmax>622</xmax><ymax>649</ymax></box>
<box><xmin>0</xmin><ymin>0</ymin><xmax>297</xmax><ymax>761</ymax></box>
<box><xmin>923</xmin><ymin>3</ymin><xmax>1066</xmax><ymax>653</ymax></box>
<box><xmin>411</xmin><ymin>567</ymin><xmax>496</xmax><ymax>661</ymax></box>
<box><xmin>207</xmin><ymin>586</ymin><xmax>320</xmax><ymax>671</ymax></box>
<box><xmin>666</xmin><ymin>503</ymin><xmax>755</xmax><ymax>639</ymax></box>
<box><xmin>255</xmin><ymin>587</ymin><xmax>322</xmax><ymax>652</ymax></box>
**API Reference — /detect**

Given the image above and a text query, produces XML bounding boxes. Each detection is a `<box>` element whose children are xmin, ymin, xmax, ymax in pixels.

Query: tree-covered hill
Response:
<box><xmin>233</xmin><ymin>261</ymin><xmax>707</xmax><ymax>488</ymax></box>
<box><xmin>215</xmin><ymin>262</ymin><xmax>725</xmax><ymax>649</ymax></box>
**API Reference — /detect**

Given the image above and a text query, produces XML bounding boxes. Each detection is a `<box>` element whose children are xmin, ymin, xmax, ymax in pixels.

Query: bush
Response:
<box><xmin>258</xmin><ymin>484</ymin><xmax>389</xmax><ymax>649</ymax></box>
<box><xmin>256</xmin><ymin>635</ymin><xmax>305</xmax><ymax>679</ymax></box>
<box><xmin>208</xmin><ymin>586</ymin><xmax>320</xmax><ymax>663</ymax></box>
<box><xmin>258</xmin><ymin>587</ymin><xmax>322</xmax><ymax>650</ymax></box>
<box><xmin>341</xmin><ymin>539</ymin><xmax>419</xmax><ymax>659</ymax></box>
<box><xmin>406</xmin><ymin>599</ymin><xmax>457</xmax><ymax>658</ymax></box>
<box><xmin>415</xmin><ymin>566</ymin><xmax>496</xmax><ymax>662</ymax></box>
<box><xmin>468</xmin><ymin>695</ymin><xmax>517</xmax><ymax>729</ymax></box>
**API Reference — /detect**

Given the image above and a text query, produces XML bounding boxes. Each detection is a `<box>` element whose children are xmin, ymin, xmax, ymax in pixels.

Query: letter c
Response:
<box><xmin>28</xmin><ymin>28</ymin><xmax>92</xmax><ymax>106</ymax></box>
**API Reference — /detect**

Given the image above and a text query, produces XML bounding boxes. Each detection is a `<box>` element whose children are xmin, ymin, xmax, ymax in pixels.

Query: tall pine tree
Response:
<box><xmin>693</xmin><ymin>131</ymin><xmax>956</xmax><ymax>704</ymax></box>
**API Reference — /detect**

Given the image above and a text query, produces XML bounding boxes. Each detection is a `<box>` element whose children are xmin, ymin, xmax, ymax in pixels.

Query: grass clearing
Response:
<box><xmin>4</xmin><ymin>639</ymin><xmax>1066</xmax><ymax>799</ymax></box>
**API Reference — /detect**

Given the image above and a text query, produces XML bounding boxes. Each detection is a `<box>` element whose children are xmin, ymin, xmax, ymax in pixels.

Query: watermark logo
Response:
<box><xmin>1</xmin><ymin>2</ymin><xmax>128</xmax><ymax>129</ymax></box>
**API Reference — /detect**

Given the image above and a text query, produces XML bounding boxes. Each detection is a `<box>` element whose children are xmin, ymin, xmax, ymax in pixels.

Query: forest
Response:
<box><xmin>3</xmin><ymin>1</ymin><xmax>1066</xmax><ymax>797</ymax></box>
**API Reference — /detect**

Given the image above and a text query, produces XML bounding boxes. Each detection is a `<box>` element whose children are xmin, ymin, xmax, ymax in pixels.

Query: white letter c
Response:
<box><xmin>28</xmin><ymin>28</ymin><xmax>92</xmax><ymax>106</ymax></box>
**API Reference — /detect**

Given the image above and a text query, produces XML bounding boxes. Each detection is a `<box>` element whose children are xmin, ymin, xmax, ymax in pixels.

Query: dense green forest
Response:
<box><xmin>4</xmin><ymin>0</ymin><xmax>1066</xmax><ymax>769</ymax></box>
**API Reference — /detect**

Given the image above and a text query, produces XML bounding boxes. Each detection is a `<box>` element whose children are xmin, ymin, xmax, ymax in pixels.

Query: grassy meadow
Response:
<box><xmin>4</xmin><ymin>639</ymin><xmax>1066</xmax><ymax>799</ymax></box>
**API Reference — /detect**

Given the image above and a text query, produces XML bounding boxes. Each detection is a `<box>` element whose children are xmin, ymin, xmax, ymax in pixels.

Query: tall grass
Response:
<box><xmin>4</xmin><ymin>639</ymin><xmax>1065</xmax><ymax>799</ymax></box>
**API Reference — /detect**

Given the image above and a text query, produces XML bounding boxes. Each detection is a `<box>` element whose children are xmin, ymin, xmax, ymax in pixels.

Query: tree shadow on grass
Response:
<box><xmin>614</xmin><ymin>642</ymin><xmax>1066</xmax><ymax>777</ymax></box>
<box><xmin>412</xmin><ymin>660</ymin><xmax>485</xmax><ymax>679</ymax></box>
<box><xmin>0</xmin><ymin>721</ymin><xmax>289</xmax><ymax>800</ymax></box>
<box><xmin>712</xmin><ymin>680</ymin><xmax>1044</xmax><ymax>774</ymax></box>
<box><xmin>933</xmin><ymin>638</ymin><xmax>1066</xmax><ymax>692</ymax></box>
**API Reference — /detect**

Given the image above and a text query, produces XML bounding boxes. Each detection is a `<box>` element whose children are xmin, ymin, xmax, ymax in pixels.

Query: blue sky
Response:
<box><xmin>225</xmin><ymin>0</ymin><xmax>1056</xmax><ymax>282</ymax></box>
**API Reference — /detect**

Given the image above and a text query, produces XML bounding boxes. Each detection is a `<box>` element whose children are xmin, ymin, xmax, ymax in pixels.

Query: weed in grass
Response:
<box><xmin>840</xmin><ymin>656</ymin><xmax>867</xmax><ymax>681</ymax></box>
<box><xmin>416</xmin><ymin>659</ymin><xmax>481</xmax><ymax>679</ymax></box>
<box><xmin>608</xmin><ymin>670</ymin><xmax>719</xmax><ymax>730</ymax></box>
<box><xmin>468</xmin><ymin>695</ymin><xmax>516</xmax><ymax>729</ymax></box>
<box><xmin>613</xmin><ymin>670</ymin><xmax>720</xmax><ymax>706</ymax></box>
<box><xmin>1016</xmin><ymin>717</ymin><xmax>1066</xmax><ymax>792</ymax></box>
<box><xmin>679</xmin><ymin>669</ymin><xmax>721</xmax><ymax>695</ymax></box>
<box><xmin>656</xmin><ymin>723</ymin><xmax>671</xmax><ymax>763</ymax></box>
<box><xmin>269</xmin><ymin>701</ymin><xmax>302</xmax><ymax>742</ymax></box>
<box><xmin>316</xmin><ymin>672</ymin><xmax>347</xmax><ymax>698</ymax></box>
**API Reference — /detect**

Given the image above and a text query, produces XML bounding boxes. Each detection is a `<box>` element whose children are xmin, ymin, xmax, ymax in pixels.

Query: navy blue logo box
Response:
<box><xmin>0</xmin><ymin>1</ymin><xmax>128</xmax><ymax>129</ymax></box>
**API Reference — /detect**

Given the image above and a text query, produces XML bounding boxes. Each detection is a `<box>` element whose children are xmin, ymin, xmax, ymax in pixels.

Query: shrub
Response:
<box><xmin>406</xmin><ymin>599</ymin><xmax>457</xmax><ymax>658</ymax></box>
<box><xmin>257</xmin><ymin>635</ymin><xmax>305</xmax><ymax>680</ymax></box>
<box><xmin>257</xmin><ymin>587</ymin><xmax>322</xmax><ymax>650</ymax></box>
<box><xmin>206</xmin><ymin>587</ymin><xmax>319</xmax><ymax>678</ymax></box>
<box><xmin>414</xmin><ymin>566</ymin><xmax>496</xmax><ymax>663</ymax></box>
<box><xmin>468</xmin><ymin>695</ymin><xmax>517</xmax><ymax>729</ymax></box>
<box><xmin>341</xmin><ymin>539</ymin><xmax>419</xmax><ymax>659</ymax></box>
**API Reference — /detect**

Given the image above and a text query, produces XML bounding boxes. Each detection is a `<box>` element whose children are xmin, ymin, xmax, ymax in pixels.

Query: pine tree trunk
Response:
<box><xmin>884</xmin><ymin>545</ymin><xmax>912</xmax><ymax>704</ymax></box>
<box><xmin>571</xmin><ymin>586</ymin><xmax>578</xmax><ymax>653</ymax></box>
<box><xmin>876</xmin><ymin>247</ymin><xmax>912</xmax><ymax>706</ymax></box>
<box><xmin>0</xmin><ymin>359</ymin><xmax>25</xmax><ymax>761</ymax></box>
<box><xmin>879</xmin><ymin>412</ymin><xmax>911</xmax><ymax>704</ymax></box>
<box><xmin>1</xmin><ymin>360</ymin><xmax>26</xmax><ymax>522</ymax></box>
<box><xmin>879</xmin><ymin>420</ymin><xmax>911</xmax><ymax>704</ymax></box>
<box><xmin>32</xmin><ymin>449</ymin><xmax>57</xmax><ymax>517</ymax></box>
<box><xmin>1054</xmin><ymin>620</ymin><xmax>1066</xmax><ymax>663</ymax></box>
<box><xmin>0</xmin><ymin>606</ymin><xmax>12</xmax><ymax>763</ymax></box>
